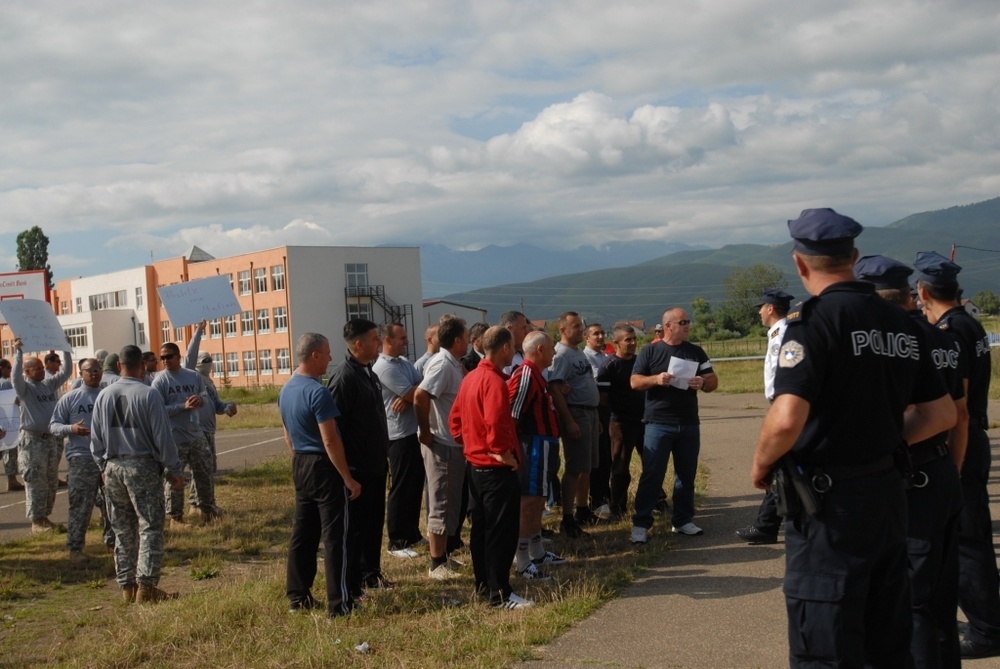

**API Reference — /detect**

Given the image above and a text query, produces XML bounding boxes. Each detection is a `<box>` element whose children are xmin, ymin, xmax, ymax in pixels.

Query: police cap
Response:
<box><xmin>854</xmin><ymin>255</ymin><xmax>913</xmax><ymax>290</ymax></box>
<box><xmin>754</xmin><ymin>288</ymin><xmax>794</xmax><ymax>310</ymax></box>
<box><xmin>787</xmin><ymin>208</ymin><xmax>863</xmax><ymax>256</ymax></box>
<box><xmin>913</xmin><ymin>251</ymin><xmax>961</xmax><ymax>286</ymax></box>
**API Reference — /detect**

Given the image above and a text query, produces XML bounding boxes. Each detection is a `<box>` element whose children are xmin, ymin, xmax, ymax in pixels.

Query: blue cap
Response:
<box><xmin>854</xmin><ymin>255</ymin><xmax>913</xmax><ymax>290</ymax></box>
<box><xmin>787</xmin><ymin>208</ymin><xmax>863</xmax><ymax>256</ymax></box>
<box><xmin>754</xmin><ymin>288</ymin><xmax>795</xmax><ymax>310</ymax></box>
<box><xmin>913</xmin><ymin>251</ymin><xmax>961</xmax><ymax>285</ymax></box>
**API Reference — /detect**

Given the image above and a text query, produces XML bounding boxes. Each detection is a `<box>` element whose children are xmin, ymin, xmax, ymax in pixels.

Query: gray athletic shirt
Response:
<box><xmin>151</xmin><ymin>366</ymin><xmax>206</xmax><ymax>442</ymax></box>
<box><xmin>50</xmin><ymin>384</ymin><xmax>101</xmax><ymax>459</ymax></box>
<box><xmin>90</xmin><ymin>376</ymin><xmax>181</xmax><ymax>476</ymax></box>
<box><xmin>12</xmin><ymin>349</ymin><xmax>72</xmax><ymax>432</ymax></box>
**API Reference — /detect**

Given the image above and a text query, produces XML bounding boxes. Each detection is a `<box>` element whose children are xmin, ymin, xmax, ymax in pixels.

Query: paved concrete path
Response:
<box><xmin>523</xmin><ymin>393</ymin><xmax>1000</xmax><ymax>669</ymax></box>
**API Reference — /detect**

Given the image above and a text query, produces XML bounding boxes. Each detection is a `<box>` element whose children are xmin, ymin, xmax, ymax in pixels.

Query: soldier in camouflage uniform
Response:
<box><xmin>50</xmin><ymin>358</ymin><xmax>114</xmax><ymax>562</ymax></box>
<box><xmin>1</xmin><ymin>357</ymin><xmax>23</xmax><ymax>492</ymax></box>
<box><xmin>152</xmin><ymin>341</ymin><xmax>217</xmax><ymax>524</ymax></box>
<box><xmin>11</xmin><ymin>338</ymin><xmax>72</xmax><ymax>532</ymax></box>
<box><xmin>91</xmin><ymin>345</ymin><xmax>183</xmax><ymax>604</ymax></box>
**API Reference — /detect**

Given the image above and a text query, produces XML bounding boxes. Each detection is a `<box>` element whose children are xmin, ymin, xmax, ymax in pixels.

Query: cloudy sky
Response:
<box><xmin>2</xmin><ymin>1</ymin><xmax>998</xmax><ymax>283</ymax></box>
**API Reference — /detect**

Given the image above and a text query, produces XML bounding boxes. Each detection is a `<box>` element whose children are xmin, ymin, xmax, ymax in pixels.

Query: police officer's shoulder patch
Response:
<box><xmin>784</xmin><ymin>297</ymin><xmax>815</xmax><ymax>324</ymax></box>
<box><xmin>778</xmin><ymin>340</ymin><xmax>805</xmax><ymax>368</ymax></box>
<box><xmin>769</xmin><ymin>328</ymin><xmax>781</xmax><ymax>339</ymax></box>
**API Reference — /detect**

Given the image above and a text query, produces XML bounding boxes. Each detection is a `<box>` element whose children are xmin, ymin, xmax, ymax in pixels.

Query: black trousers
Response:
<box><xmin>386</xmin><ymin>434</ymin><xmax>424</xmax><ymax>549</ymax></box>
<box><xmin>609</xmin><ymin>419</ymin><xmax>644</xmax><ymax>516</ymax></box>
<box><xmin>589</xmin><ymin>406</ymin><xmax>612</xmax><ymax>508</ymax></box>
<box><xmin>287</xmin><ymin>453</ymin><xmax>352</xmax><ymax>616</ymax></box>
<box><xmin>468</xmin><ymin>465</ymin><xmax>520</xmax><ymax>605</ymax></box>
<box><xmin>958</xmin><ymin>426</ymin><xmax>1000</xmax><ymax>645</ymax></box>
<box><xmin>347</xmin><ymin>468</ymin><xmax>387</xmax><ymax>596</ymax></box>
<box><xmin>753</xmin><ymin>489</ymin><xmax>782</xmax><ymax>535</ymax></box>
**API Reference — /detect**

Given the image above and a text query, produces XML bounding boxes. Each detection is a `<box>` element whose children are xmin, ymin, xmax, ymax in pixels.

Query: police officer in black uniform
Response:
<box><xmin>856</xmin><ymin>255</ymin><xmax>963</xmax><ymax>668</ymax></box>
<box><xmin>750</xmin><ymin>209</ymin><xmax>955</xmax><ymax>667</ymax></box>
<box><xmin>914</xmin><ymin>251</ymin><xmax>1000</xmax><ymax>659</ymax></box>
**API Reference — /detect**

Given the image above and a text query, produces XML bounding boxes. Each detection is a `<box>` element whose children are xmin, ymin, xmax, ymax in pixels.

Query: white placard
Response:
<box><xmin>0</xmin><ymin>299</ymin><xmax>71</xmax><ymax>352</ymax></box>
<box><xmin>157</xmin><ymin>275</ymin><xmax>241</xmax><ymax>328</ymax></box>
<box><xmin>0</xmin><ymin>270</ymin><xmax>49</xmax><ymax>326</ymax></box>
<box><xmin>0</xmin><ymin>389</ymin><xmax>19</xmax><ymax>451</ymax></box>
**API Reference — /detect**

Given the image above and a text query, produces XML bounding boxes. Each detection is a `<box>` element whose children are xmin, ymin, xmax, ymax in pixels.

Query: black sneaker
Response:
<box><xmin>559</xmin><ymin>518</ymin><xmax>589</xmax><ymax>538</ymax></box>
<box><xmin>735</xmin><ymin>525</ymin><xmax>778</xmax><ymax>544</ymax></box>
<box><xmin>574</xmin><ymin>508</ymin><xmax>603</xmax><ymax>526</ymax></box>
<box><xmin>363</xmin><ymin>573</ymin><xmax>396</xmax><ymax>589</ymax></box>
<box><xmin>960</xmin><ymin>638</ymin><xmax>1000</xmax><ymax>659</ymax></box>
<box><xmin>289</xmin><ymin>594</ymin><xmax>321</xmax><ymax>613</ymax></box>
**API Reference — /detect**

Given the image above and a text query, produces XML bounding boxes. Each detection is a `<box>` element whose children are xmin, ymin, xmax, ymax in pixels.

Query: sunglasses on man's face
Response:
<box><xmin>160</xmin><ymin>354</ymin><xmax>176</xmax><ymax>361</ymax></box>
<box><xmin>81</xmin><ymin>368</ymin><xmax>102</xmax><ymax>374</ymax></box>
<box><xmin>670</xmin><ymin>320</ymin><xmax>691</xmax><ymax>326</ymax></box>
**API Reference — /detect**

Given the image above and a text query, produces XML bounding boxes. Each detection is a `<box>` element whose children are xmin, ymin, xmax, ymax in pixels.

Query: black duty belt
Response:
<box><xmin>970</xmin><ymin>415</ymin><xmax>990</xmax><ymax>430</ymax></box>
<box><xmin>810</xmin><ymin>454</ymin><xmax>895</xmax><ymax>492</ymax></box>
<box><xmin>909</xmin><ymin>441</ymin><xmax>950</xmax><ymax>469</ymax></box>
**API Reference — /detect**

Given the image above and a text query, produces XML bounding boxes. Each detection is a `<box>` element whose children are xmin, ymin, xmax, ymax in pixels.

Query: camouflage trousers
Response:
<box><xmin>187</xmin><ymin>431</ymin><xmax>218</xmax><ymax>506</ymax></box>
<box><xmin>105</xmin><ymin>457</ymin><xmax>166</xmax><ymax>588</ymax></box>
<box><xmin>3</xmin><ymin>446</ymin><xmax>17</xmax><ymax>477</ymax></box>
<box><xmin>167</xmin><ymin>435</ymin><xmax>215</xmax><ymax>518</ymax></box>
<box><xmin>66</xmin><ymin>456</ymin><xmax>114</xmax><ymax>552</ymax></box>
<box><xmin>17</xmin><ymin>433</ymin><xmax>60</xmax><ymax>520</ymax></box>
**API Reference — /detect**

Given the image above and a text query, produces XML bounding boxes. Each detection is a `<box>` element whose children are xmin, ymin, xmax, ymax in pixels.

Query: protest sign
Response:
<box><xmin>0</xmin><ymin>299</ymin><xmax>71</xmax><ymax>352</ymax></box>
<box><xmin>157</xmin><ymin>275</ymin><xmax>242</xmax><ymax>328</ymax></box>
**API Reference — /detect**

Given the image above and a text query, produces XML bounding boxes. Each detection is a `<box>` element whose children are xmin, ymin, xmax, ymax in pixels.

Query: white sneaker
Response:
<box><xmin>671</xmin><ymin>522</ymin><xmax>704</xmax><ymax>536</ymax></box>
<box><xmin>428</xmin><ymin>563</ymin><xmax>460</xmax><ymax>580</ymax></box>
<box><xmin>388</xmin><ymin>547</ymin><xmax>419</xmax><ymax>559</ymax></box>
<box><xmin>630</xmin><ymin>526</ymin><xmax>649</xmax><ymax>545</ymax></box>
<box><xmin>495</xmin><ymin>592</ymin><xmax>535</xmax><ymax>610</ymax></box>
<box><xmin>516</xmin><ymin>563</ymin><xmax>552</xmax><ymax>581</ymax></box>
<box><xmin>594</xmin><ymin>503</ymin><xmax>612</xmax><ymax>520</ymax></box>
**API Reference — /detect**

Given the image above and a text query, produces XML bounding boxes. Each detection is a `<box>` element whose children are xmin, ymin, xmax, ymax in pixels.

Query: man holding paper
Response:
<box><xmin>628</xmin><ymin>308</ymin><xmax>717</xmax><ymax>544</ymax></box>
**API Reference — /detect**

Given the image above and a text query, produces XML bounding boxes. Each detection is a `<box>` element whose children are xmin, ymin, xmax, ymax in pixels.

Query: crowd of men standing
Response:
<box><xmin>1</xmin><ymin>321</ymin><xmax>236</xmax><ymax>604</ymax></box>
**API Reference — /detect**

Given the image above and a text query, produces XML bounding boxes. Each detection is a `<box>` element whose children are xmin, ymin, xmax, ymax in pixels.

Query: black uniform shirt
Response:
<box><xmin>909</xmin><ymin>310</ymin><xmax>964</xmax><ymax>449</ymax></box>
<box><xmin>936</xmin><ymin>305</ymin><xmax>991</xmax><ymax>420</ymax></box>
<box><xmin>773</xmin><ymin>281</ymin><xmax>946</xmax><ymax>467</ymax></box>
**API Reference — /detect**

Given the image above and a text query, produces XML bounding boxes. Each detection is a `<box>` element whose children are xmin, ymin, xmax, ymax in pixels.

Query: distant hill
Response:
<box><xmin>399</xmin><ymin>240</ymin><xmax>708</xmax><ymax>297</ymax></box>
<box><xmin>439</xmin><ymin>197</ymin><xmax>1000</xmax><ymax>326</ymax></box>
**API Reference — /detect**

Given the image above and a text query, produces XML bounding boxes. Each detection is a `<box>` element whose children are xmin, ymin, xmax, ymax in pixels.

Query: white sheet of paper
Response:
<box><xmin>667</xmin><ymin>357</ymin><xmax>698</xmax><ymax>390</ymax></box>
<box><xmin>0</xmin><ymin>299</ymin><xmax>70</xmax><ymax>352</ymax></box>
<box><xmin>157</xmin><ymin>275</ymin><xmax>241</xmax><ymax>328</ymax></box>
<box><xmin>0</xmin><ymin>389</ymin><xmax>20</xmax><ymax>451</ymax></box>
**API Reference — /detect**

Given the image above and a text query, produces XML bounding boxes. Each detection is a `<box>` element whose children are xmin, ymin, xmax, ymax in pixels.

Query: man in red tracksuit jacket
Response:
<box><xmin>449</xmin><ymin>326</ymin><xmax>534</xmax><ymax>610</ymax></box>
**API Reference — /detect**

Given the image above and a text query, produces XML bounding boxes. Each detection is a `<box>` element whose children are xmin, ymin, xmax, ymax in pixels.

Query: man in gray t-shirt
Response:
<box><xmin>548</xmin><ymin>312</ymin><xmax>600</xmax><ymax>539</ymax></box>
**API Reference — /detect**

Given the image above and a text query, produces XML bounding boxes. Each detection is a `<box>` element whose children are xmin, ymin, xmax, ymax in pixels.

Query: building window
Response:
<box><xmin>136</xmin><ymin>287</ymin><xmax>144</xmax><ymax>308</ymax></box>
<box><xmin>2</xmin><ymin>340</ymin><xmax>10</xmax><ymax>358</ymax></box>
<box><xmin>271</xmin><ymin>265</ymin><xmax>285</xmax><ymax>291</ymax></box>
<box><xmin>75</xmin><ymin>297</ymin><xmax>82</xmax><ymax>313</ymax></box>
<box><xmin>260</xmin><ymin>350</ymin><xmax>273</xmax><ymax>375</ymax></box>
<box><xmin>174</xmin><ymin>327</ymin><xmax>184</xmax><ymax>343</ymax></box>
<box><xmin>137</xmin><ymin>323</ymin><xmax>147</xmax><ymax>346</ymax></box>
<box><xmin>226</xmin><ymin>273</ymin><xmax>234</xmax><ymax>292</ymax></box>
<box><xmin>89</xmin><ymin>289</ymin><xmax>127</xmax><ymax>311</ymax></box>
<box><xmin>257</xmin><ymin>309</ymin><xmax>270</xmax><ymax>334</ymax></box>
<box><xmin>277</xmin><ymin>348</ymin><xmax>291</xmax><ymax>374</ymax></box>
<box><xmin>243</xmin><ymin>350</ymin><xmax>257</xmax><ymax>374</ymax></box>
<box><xmin>241</xmin><ymin>310</ymin><xmax>254</xmax><ymax>336</ymax></box>
<box><xmin>238</xmin><ymin>270</ymin><xmax>251</xmax><ymax>296</ymax></box>
<box><xmin>210</xmin><ymin>319</ymin><xmax>222</xmax><ymax>339</ymax></box>
<box><xmin>227</xmin><ymin>352</ymin><xmax>239</xmax><ymax>375</ymax></box>
<box><xmin>161</xmin><ymin>320</ymin><xmax>170</xmax><ymax>343</ymax></box>
<box><xmin>254</xmin><ymin>267</ymin><xmax>267</xmax><ymax>293</ymax></box>
<box><xmin>65</xmin><ymin>326</ymin><xmax>88</xmax><ymax>348</ymax></box>
<box><xmin>225</xmin><ymin>315</ymin><xmax>237</xmax><ymax>338</ymax></box>
<box><xmin>60</xmin><ymin>301</ymin><xmax>68</xmax><ymax>314</ymax></box>
<box><xmin>345</xmin><ymin>263</ymin><xmax>368</xmax><ymax>289</ymax></box>
<box><xmin>347</xmin><ymin>302</ymin><xmax>372</xmax><ymax>321</ymax></box>
<box><xmin>212</xmin><ymin>353</ymin><xmax>224</xmax><ymax>378</ymax></box>
<box><xmin>273</xmin><ymin>306</ymin><xmax>288</xmax><ymax>332</ymax></box>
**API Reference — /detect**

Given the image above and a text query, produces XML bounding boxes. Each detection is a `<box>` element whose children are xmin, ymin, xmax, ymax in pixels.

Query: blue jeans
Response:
<box><xmin>631</xmin><ymin>422</ymin><xmax>700</xmax><ymax>529</ymax></box>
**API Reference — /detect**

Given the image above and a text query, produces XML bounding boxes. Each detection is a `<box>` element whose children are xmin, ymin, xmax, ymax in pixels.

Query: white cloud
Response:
<box><xmin>1</xmin><ymin>0</ymin><xmax>998</xmax><ymax>279</ymax></box>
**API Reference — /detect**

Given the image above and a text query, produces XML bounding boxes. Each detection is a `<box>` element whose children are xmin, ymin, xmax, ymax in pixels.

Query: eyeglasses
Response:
<box><xmin>669</xmin><ymin>320</ymin><xmax>691</xmax><ymax>326</ymax></box>
<box><xmin>81</xmin><ymin>368</ymin><xmax>102</xmax><ymax>374</ymax></box>
<box><xmin>159</xmin><ymin>354</ymin><xmax>176</xmax><ymax>361</ymax></box>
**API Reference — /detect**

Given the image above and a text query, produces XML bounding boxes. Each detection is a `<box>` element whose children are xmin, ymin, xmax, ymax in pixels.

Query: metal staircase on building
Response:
<box><xmin>344</xmin><ymin>285</ymin><xmax>416</xmax><ymax>360</ymax></box>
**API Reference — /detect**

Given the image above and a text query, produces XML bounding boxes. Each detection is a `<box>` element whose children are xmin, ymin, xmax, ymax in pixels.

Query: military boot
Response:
<box><xmin>122</xmin><ymin>584</ymin><xmax>137</xmax><ymax>604</ymax></box>
<box><xmin>136</xmin><ymin>584</ymin><xmax>178</xmax><ymax>604</ymax></box>
<box><xmin>69</xmin><ymin>549</ymin><xmax>88</xmax><ymax>564</ymax></box>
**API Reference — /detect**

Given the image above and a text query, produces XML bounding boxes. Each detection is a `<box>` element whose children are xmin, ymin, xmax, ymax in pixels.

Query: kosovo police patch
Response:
<box><xmin>778</xmin><ymin>340</ymin><xmax>805</xmax><ymax>368</ymax></box>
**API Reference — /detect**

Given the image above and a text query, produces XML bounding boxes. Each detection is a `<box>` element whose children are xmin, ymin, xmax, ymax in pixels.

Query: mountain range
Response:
<box><xmin>435</xmin><ymin>197</ymin><xmax>1000</xmax><ymax>327</ymax></box>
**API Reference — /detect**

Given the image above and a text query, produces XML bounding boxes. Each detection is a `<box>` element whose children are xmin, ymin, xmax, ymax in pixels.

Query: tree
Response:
<box><xmin>719</xmin><ymin>264</ymin><xmax>787</xmax><ymax>336</ymax></box>
<box><xmin>972</xmin><ymin>289</ymin><xmax>1000</xmax><ymax>316</ymax></box>
<box><xmin>16</xmin><ymin>226</ymin><xmax>53</xmax><ymax>289</ymax></box>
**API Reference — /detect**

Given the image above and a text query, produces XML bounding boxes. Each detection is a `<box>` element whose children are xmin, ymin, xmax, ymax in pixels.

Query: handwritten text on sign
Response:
<box><xmin>0</xmin><ymin>299</ymin><xmax>71</xmax><ymax>352</ymax></box>
<box><xmin>157</xmin><ymin>276</ymin><xmax>241</xmax><ymax>328</ymax></box>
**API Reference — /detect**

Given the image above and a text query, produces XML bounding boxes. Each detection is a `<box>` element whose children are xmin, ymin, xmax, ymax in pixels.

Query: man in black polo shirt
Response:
<box><xmin>327</xmin><ymin>319</ymin><xmax>391</xmax><ymax>596</ymax></box>
<box><xmin>751</xmin><ymin>209</ymin><xmax>955</xmax><ymax>666</ymax></box>
<box><xmin>915</xmin><ymin>251</ymin><xmax>1000</xmax><ymax>659</ymax></box>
